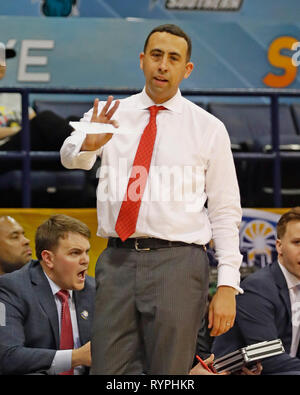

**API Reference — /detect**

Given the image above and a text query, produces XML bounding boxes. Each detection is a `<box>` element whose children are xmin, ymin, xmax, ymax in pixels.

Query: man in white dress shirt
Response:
<box><xmin>60</xmin><ymin>24</ymin><xmax>242</xmax><ymax>374</ymax></box>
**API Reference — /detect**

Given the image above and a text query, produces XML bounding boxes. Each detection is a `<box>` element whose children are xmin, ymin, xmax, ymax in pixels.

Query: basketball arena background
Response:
<box><xmin>0</xmin><ymin>0</ymin><xmax>299</xmax><ymax>284</ymax></box>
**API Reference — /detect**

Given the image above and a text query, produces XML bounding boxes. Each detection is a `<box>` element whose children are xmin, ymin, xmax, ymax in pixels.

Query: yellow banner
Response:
<box><xmin>0</xmin><ymin>207</ymin><xmax>290</xmax><ymax>277</ymax></box>
<box><xmin>0</xmin><ymin>208</ymin><xmax>105</xmax><ymax>277</ymax></box>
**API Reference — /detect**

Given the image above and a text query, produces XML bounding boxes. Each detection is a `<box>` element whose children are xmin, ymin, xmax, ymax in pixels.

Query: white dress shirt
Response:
<box><xmin>43</xmin><ymin>272</ymin><xmax>84</xmax><ymax>375</ymax></box>
<box><xmin>60</xmin><ymin>88</ymin><xmax>243</xmax><ymax>291</ymax></box>
<box><xmin>278</xmin><ymin>262</ymin><xmax>300</xmax><ymax>357</ymax></box>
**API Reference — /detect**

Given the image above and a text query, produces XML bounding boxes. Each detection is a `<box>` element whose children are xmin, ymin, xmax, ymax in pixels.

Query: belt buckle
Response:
<box><xmin>134</xmin><ymin>238</ymin><xmax>150</xmax><ymax>251</ymax></box>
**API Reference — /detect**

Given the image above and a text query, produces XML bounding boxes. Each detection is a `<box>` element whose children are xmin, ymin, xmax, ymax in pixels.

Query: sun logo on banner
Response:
<box><xmin>241</xmin><ymin>220</ymin><xmax>277</xmax><ymax>267</ymax></box>
<box><xmin>240</xmin><ymin>209</ymin><xmax>280</xmax><ymax>269</ymax></box>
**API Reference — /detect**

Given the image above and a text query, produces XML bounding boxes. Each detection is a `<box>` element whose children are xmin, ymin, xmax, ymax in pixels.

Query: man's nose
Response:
<box><xmin>80</xmin><ymin>253</ymin><xmax>90</xmax><ymax>265</ymax></box>
<box><xmin>158</xmin><ymin>55</ymin><xmax>168</xmax><ymax>72</ymax></box>
<box><xmin>22</xmin><ymin>235</ymin><xmax>30</xmax><ymax>245</ymax></box>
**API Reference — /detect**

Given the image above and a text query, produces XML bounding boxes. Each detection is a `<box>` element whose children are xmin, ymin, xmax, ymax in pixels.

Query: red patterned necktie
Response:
<box><xmin>115</xmin><ymin>105</ymin><xmax>165</xmax><ymax>241</ymax></box>
<box><xmin>56</xmin><ymin>289</ymin><xmax>74</xmax><ymax>375</ymax></box>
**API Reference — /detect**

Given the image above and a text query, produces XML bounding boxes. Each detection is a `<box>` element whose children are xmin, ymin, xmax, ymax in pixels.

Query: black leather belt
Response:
<box><xmin>108</xmin><ymin>237</ymin><xmax>205</xmax><ymax>251</ymax></box>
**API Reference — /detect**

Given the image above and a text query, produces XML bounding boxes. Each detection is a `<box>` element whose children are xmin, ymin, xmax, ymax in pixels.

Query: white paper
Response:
<box><xmin>69</xmin><ymin>121</ymin><xmax>137</xmax><ymax>135</ymax></box>
<box><xmin>0</xmin><ymin>43</ymin><xmax>5</xmax><ymax>66</ymax></box>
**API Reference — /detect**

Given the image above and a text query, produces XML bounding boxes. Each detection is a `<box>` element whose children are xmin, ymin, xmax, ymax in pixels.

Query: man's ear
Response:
<box><xmin>275</xmin><ymin>238</ymin><xmax>282</xmax><ymax>257</ymax></box>
<box><xmin>184</xmin><ymin>61</ymin><xmax>194</xmax><ymax>79</ymax></box>
<box><xmin>41</xmin><ymin>250</ymin><xmax>54</xmax><ymax>269</ymax></box>
<box><xmin>139</xmin><ymin>52</ymin><xmax>145</xmax><ymax>71</ymax></box>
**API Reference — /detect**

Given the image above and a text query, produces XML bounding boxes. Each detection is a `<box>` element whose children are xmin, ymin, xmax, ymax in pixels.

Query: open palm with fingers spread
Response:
<box><xmin>81</xmin><ymin>95</ymin><xmax>120</xmax><ymax>151</ymax></box>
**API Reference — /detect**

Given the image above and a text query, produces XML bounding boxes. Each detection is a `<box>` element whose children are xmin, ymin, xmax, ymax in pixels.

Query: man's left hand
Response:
<box><xmin>208</xmin><ymin>286</ymin><xmax>236</xmax><ymax>336</ymax></box>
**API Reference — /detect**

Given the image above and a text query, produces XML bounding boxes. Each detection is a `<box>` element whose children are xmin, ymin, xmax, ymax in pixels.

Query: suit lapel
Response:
<box><xmin>73</xmin><ymin>289</ymin><xmax>91</xmax><ymax>345</ymax></box>
<box><xmin>271</xmin><ymin>261</ymin><xmax>292</xmax><ymax>321</ymax></box>
<box><xmin>30</xmin><ymin>262</ymin><xmax>60</xmax><ymax>348</ymax></box>
<box><xmin>270</xmin><ymin>261</ymin><xmax>293</xmax><ymax>352</ymax></box>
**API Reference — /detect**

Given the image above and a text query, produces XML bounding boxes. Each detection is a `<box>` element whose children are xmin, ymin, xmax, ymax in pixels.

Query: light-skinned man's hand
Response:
<box><xmin>240</xmin><ymin>362</ymin><xmax>263</xmax><ymax>375</ymax></box>
<box><xmin>80</xmin><ymin>95</ymin><xmax>120</xmax><ymax>151</ymax></box>
<box><xmin>0</xmin><ymin>65</ymin><xmax>6</xmax><ymax>79</ymax></box>
<box><xmin>189</xmin><ymin>354</ymin><xmax>229</xmax><ymax>375</ymax></box>
<box><xmin>189</xmin><ymin>354</ymin><xmax>262</xmax><ymax>376</ymax></box>
<box><xmin>71</xmin><ymin>341</ymin><xmax>91</xmax><ymax>368</ymax></box>
<box><xmin>208</xmin><ymin>285</ymin><xmax>236</xmax><ymax>336</ymax></box>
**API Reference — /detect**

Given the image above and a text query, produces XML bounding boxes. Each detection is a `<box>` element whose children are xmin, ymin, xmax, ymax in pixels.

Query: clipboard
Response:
<box><xmin>213</xmin><ymin>339</ymin><xmax>285</xmax><ymax>373</ymax></box>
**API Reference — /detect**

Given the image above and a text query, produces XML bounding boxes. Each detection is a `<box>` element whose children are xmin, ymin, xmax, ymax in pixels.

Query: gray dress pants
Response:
<box><xmin>90</xmin><ymin>244</ymin><xmax>209</xmax><ymax>375</ymax></box>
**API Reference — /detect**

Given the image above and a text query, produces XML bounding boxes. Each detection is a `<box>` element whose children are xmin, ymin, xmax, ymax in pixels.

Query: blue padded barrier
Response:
<box><xmin>207</xmin><ymin>103</ymin><xmax>300</xmax><ymax>152</ymax></box>
<box><xmin>33</xmin><ymin>100</ymin><xmax>92</xmax><ymax>118</ymax></box>
<box><xmin>1</xmin><ymin>87</ymin><xmax>300</xmax><ymax>207</ymax></box>
<box><xmin>291</xmin><ymin>103</ymin><xmax>300</xmax><ymax>135</ymax></box>
<box><xmin>0</xmin><ymin>170</ymin><xmax>85</xmax><ymax>191</ymax></box>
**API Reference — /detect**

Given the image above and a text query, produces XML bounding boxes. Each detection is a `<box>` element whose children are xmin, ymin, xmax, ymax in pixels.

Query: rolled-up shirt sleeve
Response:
<box><xmin>60</xmin><ymin>129</ymin><xmax>99</xmax><ymax>170</ymax></box>
<box><xmin>205</xmin><ymin>122</ymin><xmax>243</xmax><ymax>294</ymax></box>
<box><xmin>60</xmin><ymin>108</ymin><xmax>100</xmax><ymax>170</ymax></box>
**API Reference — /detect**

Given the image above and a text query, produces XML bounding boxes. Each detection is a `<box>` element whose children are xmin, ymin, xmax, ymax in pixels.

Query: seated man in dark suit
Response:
<box><xmin>0</xmin><ymin>216</ymin><xmax>32</xmax><ymax>275</ymax></box>
<box><xmin>212</xmin><ymin>207</ymin><xmax>300</xmax><ymax>375</ymax></box>
<box><xmin>0</xmin><ymin>214</ymin><xmax>95</xmax><ymax>375</ymax></box>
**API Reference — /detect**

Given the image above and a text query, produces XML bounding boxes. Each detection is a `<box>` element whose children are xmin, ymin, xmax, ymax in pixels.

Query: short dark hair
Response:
<box><xmin>277</xmin><ymin>207</ymin><xmax>300</xmax><ymax>239</ymax></box>
<box><xmin>143</xmin><ymin>24</ymin><xmax>192</xmax><ymax>61</ymax></box>
<box><xmin>35</xmin><ymin>214</ymin><xmax>91</xmax><ymax>260</ymax></box>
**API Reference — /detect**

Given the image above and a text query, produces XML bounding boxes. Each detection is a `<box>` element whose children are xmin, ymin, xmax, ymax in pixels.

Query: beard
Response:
<box><xmin>0</xmin><ymin>259</ymin><xmax>29</xmax><ymax>274</ymax></box>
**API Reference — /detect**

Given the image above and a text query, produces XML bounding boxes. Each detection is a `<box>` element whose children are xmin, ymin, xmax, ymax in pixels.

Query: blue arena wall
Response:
<box><xmin>0</xmin><ymin>0</ymin><xmax>300</xmax><ymax>22</ymax></box>
<box><xmin>0</xmin><ymin>0</ymin><xmax>300</xmax><ymax>90</ymax></box>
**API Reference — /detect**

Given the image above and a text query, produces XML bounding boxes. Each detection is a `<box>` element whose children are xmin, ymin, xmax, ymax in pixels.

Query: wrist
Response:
<box><xmin>217</xmin><ymin>285</ymin><xmax>238</xmax><ymax>295</ymax></box>
<box><xmin>71</xmin><ymin>348</ymin><xmax>81</xmax><ymax>368</ymax></box>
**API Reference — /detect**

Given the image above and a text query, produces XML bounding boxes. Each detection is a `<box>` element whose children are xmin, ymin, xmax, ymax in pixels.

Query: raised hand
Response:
<box><xmin>81</xmin><ymin>96</ymin><xmax>120</xmax><ymax>151</ymax></box>
<box><xmin>90</xmin><ymin>96</ymin><xmax>120</xmax><ymax>127</ymax></box>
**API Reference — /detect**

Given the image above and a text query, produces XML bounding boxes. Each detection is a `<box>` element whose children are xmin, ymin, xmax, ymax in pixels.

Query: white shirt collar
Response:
<box><xmin>138</xmin><ymin>87</ymin><xmax>183</xmax><ymax>114</ymax></box>
<box><xmin>43</xmin><ymin>270</ymin><xmax>73</xmax><ymax>299</ymax></box>
<box><xmin>278</xmin><ymin>261</ymin><xmax>300</xmax><ymax>290</ymax></box>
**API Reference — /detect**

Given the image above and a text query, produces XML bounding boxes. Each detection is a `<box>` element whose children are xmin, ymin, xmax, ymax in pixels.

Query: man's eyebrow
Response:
<box><xmin>9</xmin><ymin>230</ymin><xmax>22</xmax><ymax>236</ymax></box>
<box><xmin>150</xmin><ymin>48</ymin><xmax>182</xmax><ymax>57</ymax></box>
<box><xmin>69</xmin><ymin>246</ymin><xmax>90</xmax><ymax>252</ymax></box>
<box><xmin>69</xmin><ymin>247</ymin><xmax>83</xmax><ymax>251</ymax></box>
<box><xmin>150</xmin><ymin>48</ymin><xmax>164</xmax><ymax>53</ymax></box>
<box><xmin>169</xmin><ymin>51</ymin><xmax>182</xmax><ymax>58</ymax></box>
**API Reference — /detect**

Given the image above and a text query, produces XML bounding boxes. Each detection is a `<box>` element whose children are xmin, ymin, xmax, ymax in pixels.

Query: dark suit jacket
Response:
<box><xmin>212</xmin><ymin>261</ymin><xmax>300</xmax><ymax>374</ymax></box>
<box><xmin>0</xmin><ymin>260</ymin><xmax>95</xmax><ymax>375</ymax></box>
